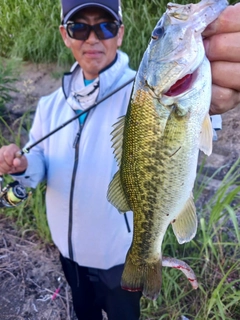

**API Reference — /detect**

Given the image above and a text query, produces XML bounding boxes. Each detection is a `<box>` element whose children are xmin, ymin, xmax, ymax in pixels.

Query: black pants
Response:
<box><xmin>60</xmin><ymin>254</ymin><xmax>142</xmax><ymax>320</ymax></box>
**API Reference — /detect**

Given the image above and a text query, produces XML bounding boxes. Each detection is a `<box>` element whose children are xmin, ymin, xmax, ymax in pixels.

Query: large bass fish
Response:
<box><xmin>108</xmin><ymin>0</ymin><xmax>228</xmax><ymax>300</ymax></box>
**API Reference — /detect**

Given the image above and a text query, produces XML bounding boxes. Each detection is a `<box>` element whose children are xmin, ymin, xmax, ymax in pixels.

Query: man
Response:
<box><xmin>6</xmin><ymin>1</ymin><xmax>141</xmax><ymax>319</ymax></box>
<box><xmin>0</xmin><ymin>1</ymin><xmax>240</xmax><ymax>319</ymax></box>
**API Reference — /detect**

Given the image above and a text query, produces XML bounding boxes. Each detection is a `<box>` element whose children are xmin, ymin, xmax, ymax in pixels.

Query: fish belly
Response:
<box><xmin>120</xmin><ymin>89</ymin><xmax>200</xmax><ymax>299</ymax></box>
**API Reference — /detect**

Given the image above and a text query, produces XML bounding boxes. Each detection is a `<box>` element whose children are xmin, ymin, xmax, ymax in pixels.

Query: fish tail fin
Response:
<box><xmin>121</xmin><ymin>252</ymin><xmax>162</xmax><ymax>300</ymax></box>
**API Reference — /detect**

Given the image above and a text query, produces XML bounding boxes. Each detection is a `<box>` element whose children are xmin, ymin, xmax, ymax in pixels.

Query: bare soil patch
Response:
<box><xmin>0</xmin><ymin>215</ymin><xmax>76</xmax><ymax>320</ymax></box>
<box><xmin>7</xmin><ymin>62</ymin><xmax>64</xmax><ymax>114</ymax></box>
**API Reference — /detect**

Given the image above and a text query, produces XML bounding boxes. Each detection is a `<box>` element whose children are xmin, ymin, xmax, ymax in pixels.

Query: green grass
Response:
<box><xmin>0</xmin><ymin>0</ymin><xmax>238</xmax><ymax>69</ymax></box>
<box><xmin>0</xmin><ymin>58</ymin><xmax>20</xmax><ymax>115</ymax></box>
<box><xmin>0</xmin><ymin>0</ymin><xmax>73</xmax><ymax>66</ymax></box>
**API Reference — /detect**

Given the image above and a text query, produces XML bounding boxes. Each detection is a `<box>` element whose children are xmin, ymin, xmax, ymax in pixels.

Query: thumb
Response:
<box><xmin>12</xmin><ymin>155</ymin><xmax>28</xmax><ymax>173</ymax></box>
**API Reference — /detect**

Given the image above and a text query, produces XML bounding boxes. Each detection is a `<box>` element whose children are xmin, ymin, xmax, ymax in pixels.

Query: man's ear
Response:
<box><xmin>59</xmin><ymin>25</ymin><xmax>71</xmax><ymax>48</ymax></box>
<box><xmin>117</xmin><ymin>24</ymin><xmax>124</xmax><ymax>47</ymax></box>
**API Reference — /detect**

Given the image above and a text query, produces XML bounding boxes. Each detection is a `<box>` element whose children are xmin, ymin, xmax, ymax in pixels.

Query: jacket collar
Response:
<box><xmin>62</xmin><ymin>50</ymin><xmax>130</xmax><ymax>101</ymax></box>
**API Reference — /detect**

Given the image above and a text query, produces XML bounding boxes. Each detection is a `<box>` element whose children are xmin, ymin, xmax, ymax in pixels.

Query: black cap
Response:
<box><xmin>61</xmin><ymin>0</ymin><xmax>122</xmax><ymax>24</ymax></box>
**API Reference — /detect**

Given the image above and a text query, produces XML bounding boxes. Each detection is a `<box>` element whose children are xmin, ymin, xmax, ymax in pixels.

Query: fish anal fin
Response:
<box><xmin>107</xmin><ymin>170</ymin><xmax>131</xmax><ymax>213</ymax></box>
<box><xmin>171</xmin><ymin>194</ymin><xmax>197</xmax><ymax>244</ymax></box>
<box><xmin>121</xmin><ymin>252</ymin><xmax>162</xmax><ymax>300</ymax></box>
<box><xmin>199</xmin><ymin>114</ymin><xmax>213</xmax><ymax>156</ymax></box>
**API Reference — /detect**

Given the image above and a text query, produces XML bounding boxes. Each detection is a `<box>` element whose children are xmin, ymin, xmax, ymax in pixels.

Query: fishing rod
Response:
<box><xmin>17</xmin><ymin>76</ymin><xmax>135</xmax><ymax>156</ymax></box>
<box><xmin>0</xmin><ymin>76</ymin><xmax>135</xmax><ymax>207</ymax></box>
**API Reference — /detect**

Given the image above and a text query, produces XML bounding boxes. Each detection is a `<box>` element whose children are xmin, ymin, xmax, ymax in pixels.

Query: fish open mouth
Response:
<box><xmin>165</xmin><ymin>73</ymin><xmax>193</xmax><ymax>96</ymax></box>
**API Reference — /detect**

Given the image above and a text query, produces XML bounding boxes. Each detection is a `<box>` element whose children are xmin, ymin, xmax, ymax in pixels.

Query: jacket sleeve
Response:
<box><xmin>11</xmin><ymin>99</ymin><xmax>47</xmax><ymax>188</ymax></box>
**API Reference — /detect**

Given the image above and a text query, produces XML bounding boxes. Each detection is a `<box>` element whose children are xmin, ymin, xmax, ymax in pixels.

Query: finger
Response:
<box><xmin>0</xmin><ymin>144</ymin><xmax>20</xmax><ymax>165</ymax></box>
<box><xmin>204</xmin><ymin>32</ymin><xmax>240</xmax><ymax>62</ymax></box>
<box><xmin>0</xmin><ymin>162</ymin><xmax>15</xmax><ymax>175</ymax></box>
<box><xmin>8</xmin><ymin>167</ymin><xmax>22</xmax><ymax>174</ymax></box>
<box><xmin>211</xmin><ymin>61</ymin><xmax>240</xmax><ymax>91</ymax></box>
<box><xmin>12</xmin><ymin>158</ymin><xmax>22</xmax><ymax>168</ymax></box>
<box><xmin>15</xmin><ymin>150</ymin><xmax>24</xmax><ymax>158</ymax></box>
<box><xmin>12</xmin><ymin>155</ymin><xmax>27</xmax><ymax>173</ymax></box>
<box><xmin>0</xmin><ymin>145</ymin><xmax>25</xmax><ymax>174</ymax></box>
<box><xmin>3</xmin><ymin>151</ymin><xmax>17</xmax><ymax>168</ymax></box>
<box><xmin>203</xmin><ymin>3</ymin><xmax>240</xmax><ymax>37</ymax></box>
<box><xmin>210</xmin><ymin>84</ymin><xmax>240</xmax><ymax>115</ymax></box>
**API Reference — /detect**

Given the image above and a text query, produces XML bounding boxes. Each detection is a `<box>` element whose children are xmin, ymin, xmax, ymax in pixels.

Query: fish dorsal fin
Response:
<box><xmin>110</xmin><ymin>116</ymin><xmax>125</xmax><ymax>166</ymax></box>
<box><xmin>171</xmin><ymin>194</ymin><xmax>197</xmax><ymax>244</ymax></box>
<box><xmin>199</xmin><ymin>114</ymin><xmax>213</xmax><ymax>156</ymax></box>
<box><xmin>107</xmin><ymin>170</ymin><xmax>131</xmax><ymax>213</ymax></box>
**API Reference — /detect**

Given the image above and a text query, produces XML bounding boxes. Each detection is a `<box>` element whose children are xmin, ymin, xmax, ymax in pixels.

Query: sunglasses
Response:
<box><xmin>63</xmin><ymin>21</ymin><xmax>120</xmax><ymax>40</ymax></box>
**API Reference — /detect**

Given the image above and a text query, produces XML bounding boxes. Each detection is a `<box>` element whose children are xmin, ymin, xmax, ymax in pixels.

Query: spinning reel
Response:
<box><xmin>0</xmin><ymin>178</ymin><xmax>30</xmax><ymax>208</ymax></box>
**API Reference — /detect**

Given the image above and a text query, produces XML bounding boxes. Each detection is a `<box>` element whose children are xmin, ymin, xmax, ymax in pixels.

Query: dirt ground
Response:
<box><xmin>0</xmin><ymin>215</ymin><xmax>77</xmax><ymax>320</ymax></box>
<box><xmin>0</xmin><ymin>62</ymin><xmax>240</xmax><ymax>320</ymax></box>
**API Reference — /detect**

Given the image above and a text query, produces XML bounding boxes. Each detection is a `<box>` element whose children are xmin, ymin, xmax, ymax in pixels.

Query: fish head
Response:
<box><xmin>144</xmin><ymin>0</ymin><xmax>228</xmax><ymax>101</ymax></box>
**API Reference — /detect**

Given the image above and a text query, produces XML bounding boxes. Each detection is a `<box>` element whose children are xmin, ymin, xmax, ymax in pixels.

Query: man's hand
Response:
<box><xmin>0</xmin><ymin>144</ymin><xmax>28</xmax><ymax>175</ymax></box>
<box><xmin>203</xmin><ymin>3</ymin><xmax>240</xmax><ymax>115</ymax></box>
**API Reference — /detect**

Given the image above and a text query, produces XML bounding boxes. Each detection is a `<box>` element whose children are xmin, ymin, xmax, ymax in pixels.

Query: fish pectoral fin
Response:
<box><xmin>171</xmin><ymin>194</ymin><xmax>197</xmax><ymax>244</ymax></box>
<box><xmin>107</xmin><ymin>170</ymin><xmax>131</xmax><ymax>213</ymax></box>
<box><xmin>199</xmin><ymin>114</ymin><xmax>213</xmax><ymax>156</ymax></box>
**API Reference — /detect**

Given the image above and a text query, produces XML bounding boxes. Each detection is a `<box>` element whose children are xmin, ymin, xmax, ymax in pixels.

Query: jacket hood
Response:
<box><xmin>62</xmin><ymin>50</ymin><xmax>133</xmax><ymax>100</ymax></box>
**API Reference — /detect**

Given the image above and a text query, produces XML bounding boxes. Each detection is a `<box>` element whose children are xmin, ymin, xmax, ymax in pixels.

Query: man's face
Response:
<box><xmin>59</xmin><ymin>7</ymin><xmax>124</xmax><ymax>80</ymax></box>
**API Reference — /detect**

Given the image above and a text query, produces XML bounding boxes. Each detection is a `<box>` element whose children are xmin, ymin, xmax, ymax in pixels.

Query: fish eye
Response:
<box><xmin>151</xmin><ymin>26</ymin><xmax>164</xmax><ymax>40</ymax></box>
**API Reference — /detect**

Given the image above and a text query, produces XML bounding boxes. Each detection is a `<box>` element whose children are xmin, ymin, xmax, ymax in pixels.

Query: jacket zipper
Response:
<box><xmin>68</xmin><ymin>123</ymin><xmax>82</xmax><ymax>261</ymax></box>
<box><xmin>67</xmin><ymin>112</ymin><xmax>132</xmax><ymax>260</ymax></box>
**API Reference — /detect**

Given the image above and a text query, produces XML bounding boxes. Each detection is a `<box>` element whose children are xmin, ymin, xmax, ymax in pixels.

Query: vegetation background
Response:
<box><xmin>0</xmin><ymin>0</ymin><xmax>240</xmax><ymax>319</ymax></box>
<box><xmin>0</xmin><ymin>0</ymin><xmax>237</xmax><ymax>69</ymax></box>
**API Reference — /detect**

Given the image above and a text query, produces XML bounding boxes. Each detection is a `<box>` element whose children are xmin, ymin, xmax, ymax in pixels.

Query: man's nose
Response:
<box><xmin>86</xmin><ymin>29</ymin><xmax>99</xmax><ymax>42</ymax></box>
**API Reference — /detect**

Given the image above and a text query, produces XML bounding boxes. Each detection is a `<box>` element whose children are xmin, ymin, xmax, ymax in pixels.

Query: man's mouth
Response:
<box><xmin>165</xmin><ymin>74</ymin><xmax>193</xmax><ymax>96</ymax></box>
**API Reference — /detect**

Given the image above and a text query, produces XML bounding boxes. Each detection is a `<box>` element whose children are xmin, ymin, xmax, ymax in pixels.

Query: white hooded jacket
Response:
<box><xmin>14</xmin><ymin>51</ymin><xmax>136</xmax><ymax>269</ymax></box>
<box><xmin>13</xmin><ymin>50</ymin><xmax>221</xmax><ymax>270</ymax></box>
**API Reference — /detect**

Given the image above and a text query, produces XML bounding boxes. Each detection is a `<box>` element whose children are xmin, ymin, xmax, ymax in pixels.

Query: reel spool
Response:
<box><xmin>0</xmin><ymin>180</ymin><xmax>30</xmax><ymax>207</ymax></box>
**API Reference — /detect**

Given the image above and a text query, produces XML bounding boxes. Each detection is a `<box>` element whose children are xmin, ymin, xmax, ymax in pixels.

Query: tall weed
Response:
<box><xmin>0</xmin><ymin>58</ymin><xmax>19</xmax><ymax>115</ymax></box>
<box><xmin>0</xmin><ymin>0</ymin><xmax>73</xmax><ymax>66</ymax></box>
<box><xmin>0</xmin><ymin>0</ymin><xmax>237</xmax><ymax>68</ymax></box>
